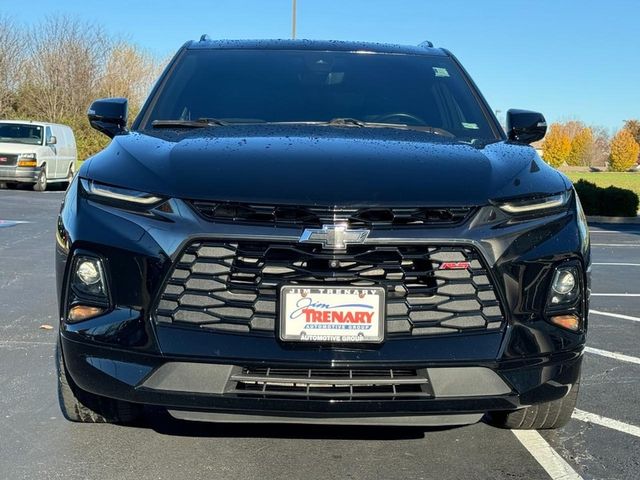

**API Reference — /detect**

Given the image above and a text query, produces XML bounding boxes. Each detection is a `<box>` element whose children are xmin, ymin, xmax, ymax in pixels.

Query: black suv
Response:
<box><xmin>56</xmin><ymin>39</ymin><xmax>589</xmax><ymax>429</ymax></box>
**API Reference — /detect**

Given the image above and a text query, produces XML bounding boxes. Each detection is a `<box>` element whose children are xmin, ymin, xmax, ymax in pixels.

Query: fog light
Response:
<box><xmin>549</xmin><ymin>266</ymin><xmax>579</xmax><ymax>305</ymax></box>
<box><xmin>550</xmin><ymin>314</ymin><xmax>581</xmax><ymax>331</ymax></box>
<box><xmin>72</xmin><ymin>256</ymin><xmax>106</xmax><ymax>297</ymax></box>
<box><xmin>68</xmin><ymin>305</ymin><xmax>105</xmax><ymax>322</ymax></box>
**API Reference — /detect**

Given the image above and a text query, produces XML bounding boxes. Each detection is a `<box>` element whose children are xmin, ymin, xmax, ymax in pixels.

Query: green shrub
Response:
<box><xmin>601</xmin><ymin>185</ymin><xmax>639</xmax><ymax>216</ymax></box>
<box><xmin>574</xmin><ymin>180</ymin><xmax>601</xmax><ymax>215</ymax></box>
<box><xmin>574</xmin><ymin>179</ymin><xmax>639</xmax><ymax>217</ymax></box>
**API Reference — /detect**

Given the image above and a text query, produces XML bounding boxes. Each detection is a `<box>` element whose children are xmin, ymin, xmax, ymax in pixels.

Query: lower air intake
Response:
<box><xmin>229</xmin><ymin>367</ymin><xmax>433</xmax><ymax>400</ymax></box>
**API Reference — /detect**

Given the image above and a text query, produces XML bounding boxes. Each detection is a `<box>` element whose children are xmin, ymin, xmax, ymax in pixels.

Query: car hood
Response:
<box><xmin>0</xmin><ymin>142</ymin><xmax>43</xmax><ymax>154</ymax></box>
<box><xmin>83</xmin><ymin>125</ymin><xmax>566</xmax><ymax>206</ymax></box>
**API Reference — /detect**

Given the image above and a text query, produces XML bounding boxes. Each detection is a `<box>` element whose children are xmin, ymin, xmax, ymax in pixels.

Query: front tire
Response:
<box><xmin>33</xmin><ymin>167</ymin><xmax>47</xmax><ymax>191</ymax></box>
<box><xmin>487</xmin><ymin>380</ymin><xmax>580</xmax><ymax>430</ymax></box>
<box><xmin>56</xmin><ymin>338</ymin><xmax>142</xmax><ymax>423</ymax></box>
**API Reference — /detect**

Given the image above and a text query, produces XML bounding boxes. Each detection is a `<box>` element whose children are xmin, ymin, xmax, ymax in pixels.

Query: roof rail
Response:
<box><xmin>418</xmin><ymin>40</ymin><xmax>434</xmax><ymax>48</ymax></box>
<box><xmin>199</xmin><ymin>34</ymin><xmax>210</xmax><ymax>42</ymax></box>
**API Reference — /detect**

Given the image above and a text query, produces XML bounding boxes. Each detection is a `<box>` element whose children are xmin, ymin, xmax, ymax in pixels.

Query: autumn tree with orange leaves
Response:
<box><xmin>542</xmin><ymin>124</ymin><xmax>572</xmax><ymax>167</ymax></box>
<box><xmin>609</xmin><ymin>129</ymin><xmax>640</xmax><ymax>172</ymax></box>
<box><xmin>566</xmin><ymin>127</ymin><xmax>594</xmax><ymax>166</ymax></box>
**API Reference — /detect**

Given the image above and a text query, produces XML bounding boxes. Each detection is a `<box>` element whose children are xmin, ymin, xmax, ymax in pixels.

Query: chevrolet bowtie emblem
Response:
<box><xmin>299</xmin><ymin>224</ymin><xmax>370</xmax><ymax>250</ymax></box>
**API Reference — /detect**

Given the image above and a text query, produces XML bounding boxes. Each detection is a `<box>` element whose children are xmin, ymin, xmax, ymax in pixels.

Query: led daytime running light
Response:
<box><xmin>499</xmin><ymin>191</ymin><xmax>569</xmax><ymax>214</ymax></box>
<box><xmin>81</xmin><ymin>178</ymin><xmax>162</xmax><ymax>205</ymax></box>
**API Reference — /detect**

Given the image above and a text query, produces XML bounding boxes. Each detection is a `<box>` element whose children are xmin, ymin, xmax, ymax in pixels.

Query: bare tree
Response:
<box><xmin>100</xmin><ymin>42</ymin><xmax>162</xmax><ymax>118</ymax></box>
<box><xmin>18</xmin><ymin>16</ymin><xmax>110</xmax><ymax>122</ymax></box>
<box><xmin>588</xmin><ymin>126</ymin><xmax>610</xmax><ymax>168</ymax></box>
<box><xmin>562</xmin><ymin>120</ymin><xmax>587</xmax><ymax>140</ymax></box>
<box><xmin>6</xmin><ymin>15</ymin><xmax>165</xmax><ymax>160</ymax></box>
<box><xmin>0</xmin><ymin>16</ymin><xmax>22</xmax><ymax>117</ymax></box>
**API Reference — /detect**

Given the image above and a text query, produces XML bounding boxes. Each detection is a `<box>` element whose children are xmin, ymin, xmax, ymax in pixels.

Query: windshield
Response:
<box><xmin>0</xmin><ymin>123</ymin><xmax>44</xmax><ymax>145</ymax></box>
<box><xmin>140</xmin><ymin>49</ymin><xmax>498</xmax><ymax>141</ymax></box>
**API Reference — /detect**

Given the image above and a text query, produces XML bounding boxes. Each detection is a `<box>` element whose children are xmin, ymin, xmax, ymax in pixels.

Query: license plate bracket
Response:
<box><xmin>279</xmin><ymin>285</ymin><xmax>385</xmax><ymax>343</ymax></box>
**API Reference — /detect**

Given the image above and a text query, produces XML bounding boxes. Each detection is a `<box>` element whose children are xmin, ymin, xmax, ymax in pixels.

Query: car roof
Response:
<box><xmin>186</xmin><ymin>38</ymin><xmax>447</xmax><ymax>56</ymax></box>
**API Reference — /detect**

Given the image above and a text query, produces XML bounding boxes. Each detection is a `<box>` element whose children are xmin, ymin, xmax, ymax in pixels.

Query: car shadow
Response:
<box><xmin>141</xmin><ymin>408</ymin><xmax>464</xmax><ymax>440</ymax></box>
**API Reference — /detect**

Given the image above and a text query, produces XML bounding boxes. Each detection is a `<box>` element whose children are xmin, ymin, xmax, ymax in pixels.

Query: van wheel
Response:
<box><xmin>33</xmin><ymin>168</ymin><xmax>47</xmax><ymax>191</ymax></box>
<box><xmin>56</xmin><ymin>338</ymin><xmax>142</xmax><ymax>423</ymax></box>
<box><xmin>486</xmin><ymin>380</ymin><xmax>580</xmax><ymax>430</ymax></box>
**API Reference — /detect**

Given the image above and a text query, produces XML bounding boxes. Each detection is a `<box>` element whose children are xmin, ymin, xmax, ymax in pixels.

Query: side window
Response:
<box><xmin>45</xmin><ymin>126</ymin><xmax>53</xmax><ymax>145</ymax></box>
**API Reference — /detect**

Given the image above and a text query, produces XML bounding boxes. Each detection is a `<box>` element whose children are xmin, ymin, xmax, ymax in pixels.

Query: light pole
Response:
<box><xmin>494</xmin><ymin>109</ymin><xmax>503</xmax><ymax>128</ymax></box>
<box><xmin>292</xmin><ymin>0</ymin><xmax>297</xmax><ymax>39</ymax></box>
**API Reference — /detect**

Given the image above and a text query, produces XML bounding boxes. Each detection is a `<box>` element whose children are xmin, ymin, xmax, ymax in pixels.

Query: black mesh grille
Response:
<box><xmin>190</xmin><ymin>202</ymin><xmax>474</xmax><ymax>228</ymax></box>
<box><xmin>229</xmin><ymin>367</ymin><xmax>432</xmax><ymax>400</ymax></box>
<box><xmin>154</xmin><ymin>241</ymin><xmax>505</xmax><ymax>337</ymax></box>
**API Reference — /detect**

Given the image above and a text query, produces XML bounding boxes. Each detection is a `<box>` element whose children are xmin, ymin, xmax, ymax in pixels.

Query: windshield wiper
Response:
<box><xmin>326</xmin><ymin>117</ymin><xmax>367</xmax><ymax>127</ymax></box>
<box><xmin>151</xmin><ymin>118</ymin><xmax>228</xmax><ymax>128</ymax></box>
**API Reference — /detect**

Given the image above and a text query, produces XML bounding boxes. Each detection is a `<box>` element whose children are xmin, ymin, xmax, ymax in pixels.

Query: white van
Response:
<box><xmin>0</xmin><ymin>120</ymin><xmax>77</xmax><ymax>191</ymax></box>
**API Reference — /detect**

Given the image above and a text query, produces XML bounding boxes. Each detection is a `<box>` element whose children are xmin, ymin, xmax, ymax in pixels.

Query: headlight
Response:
<box><xmin>496</xmin><ymin>191</ymin><xmax>570</xmax><ymax>215</ymax></box>
<box><xmin>72</xmin><ymin>256</ymin><xmax>107</xmax><ymax>297</ymax></box>
<box><xmin>67</xmin><ymin>255</ymin><xmax>109</xmax><ymax>323</ymax></box>
<box><xmin>546</xmin><ymin>264</ymin><xmax>583</xmax><ymax>332</ymax></box>
<box><xmin>549</xmin><ymin>266</ymin><xmax>579</xmax><ymax>304</ymax></box>
<box><xmin>76</xmin><ymin>259</ymin><xmax>103</xmax><ymax>287</ymax></box>
<box><xmin>80</xmin><ymin>178</ymin><xmax>164</xmax><ymax>206</ymax></box>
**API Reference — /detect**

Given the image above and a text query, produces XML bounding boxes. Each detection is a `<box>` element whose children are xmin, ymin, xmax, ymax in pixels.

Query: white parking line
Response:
<box><xmin>592</xmin><ymin>262</ymin><xmax>640</xmax><ymax>267</ymax></box>
<box><xmin>512</xmin><ymin>430</ymin><xmax>582</xmax><ymax>479</ymax></box>
<box><xmin>591</xmin><ymin>243</ymin><xmax>640</xmax><ymax>247</ymax></box>
<box><xmin>585</xmin><ymin>346</ymin><xmax>640</xmax><ymax>365</ymax></box>
<box><xmin>590</xmin><ymin>293</ymin><xmax>640</xmax><ymax>297</ymax></box>
<box><xmin>0</xmin><ymin>340</ymin><xmax>55</xmax><ymax>347</ymax></box>
<box><xmin>590</xmin><ymin>309</ymin><xmax>640</xmax><ymax>323</ymax></box>
<box><xmin>572</xmin><ymin>409</ymin><xmax>640</xmax><ymax>439</ymax></box>
<box><xmin>0</xmin><ymin>220</ymin><xmax>31</xmax><ymax>228</ymax></box>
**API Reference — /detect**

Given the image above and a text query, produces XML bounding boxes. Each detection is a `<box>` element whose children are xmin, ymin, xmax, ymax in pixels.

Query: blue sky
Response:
<box><xmin>3</xmin><ymin>0</ymin><xmax>638</xmax><ymax>131</ymax></box>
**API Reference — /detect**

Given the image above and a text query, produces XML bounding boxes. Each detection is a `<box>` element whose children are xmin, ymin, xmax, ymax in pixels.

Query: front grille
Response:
<box><xmin>190</xmin><ymin>202</ymin><xmax>474</xmax><ymax>228</ymax></box>
<box><xmin>154</xmin><ymin>241</ymin><xmax>505</xmax><ymax>337</ymax></box>
<box><xmin>228</xmin><ymin>367</ymin><xmax>432</xmax><ymax>400</ymax></box>
<box><xmin>0</xmin><ymin>154</ymin><xmax>18</xmax><ymax>166</ymax></box>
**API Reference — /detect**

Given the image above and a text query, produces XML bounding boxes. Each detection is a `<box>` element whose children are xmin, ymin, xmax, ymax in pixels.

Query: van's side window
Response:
<box><xmin>45</xmin><ymin>127</ymin><xmax>53</xmax><ymax>145</ymax></box>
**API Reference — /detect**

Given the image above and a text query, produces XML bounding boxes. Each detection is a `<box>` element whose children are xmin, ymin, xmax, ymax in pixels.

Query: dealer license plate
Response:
<box><xmin>279</xmin><ymin>286</ymin><xmax>385</xmax><ymax>343</ymax></box>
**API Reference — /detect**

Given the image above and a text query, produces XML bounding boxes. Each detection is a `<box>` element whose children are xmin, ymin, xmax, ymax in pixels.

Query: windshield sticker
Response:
<box><xmin>433</xmin><ymin>67</ymin><xmax>450</xmax><ymax>77</ymax></box>
<box><xmin>462</xmin><ymin>122</ymin><xmax>479</xmax><ymax>130</ymax></box>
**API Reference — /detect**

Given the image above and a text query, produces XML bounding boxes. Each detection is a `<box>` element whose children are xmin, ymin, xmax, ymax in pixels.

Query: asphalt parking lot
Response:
<box><xmin>1</xmin><ymin>188</ymin><xmax>638</xmax><ymax>480</ymax></box>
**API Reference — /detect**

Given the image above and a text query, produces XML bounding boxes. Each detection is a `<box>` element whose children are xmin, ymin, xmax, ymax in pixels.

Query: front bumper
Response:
<box><xmin>0</xmin><ymin>166</ymin><xmax>38</xmax><ymax>183</ymax></box>
<box><xmin>60</xmin><ymin>333</ymin><xmax>583</xmax><ymax>426</ymax></box>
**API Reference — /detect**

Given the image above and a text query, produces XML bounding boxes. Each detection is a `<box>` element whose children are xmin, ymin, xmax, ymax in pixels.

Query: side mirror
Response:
<box><xmin>88</xmin><ymin>97</ymin><xmax>128</xmax><ymax>138</ymax></box>
<box><xmin>506</xmin><ymin>109</ymin><xmax>547</xmax><ymax>144</ymax></box>
<box><xmin>47</xmin><ymin>136</ymin><xmax>57</xmax><ymax>145</ymax></box>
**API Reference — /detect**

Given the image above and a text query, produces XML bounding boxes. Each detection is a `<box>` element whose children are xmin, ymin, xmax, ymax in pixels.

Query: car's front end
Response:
<box><xmin>55</xmin><ymin>39</ymin><xmax>589</xmax><ymax>428</ymax></box>
<box><xmin>56</xmin><ymin>134</ymin><xmax>589</xmax><ymax>427</ymax></box>
<box><xmin>0</xmin><ymin>156</ymin><xmax>40</xmax><ymax>184</ymax></box>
